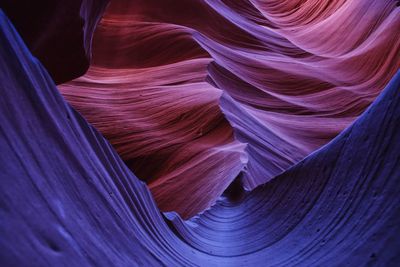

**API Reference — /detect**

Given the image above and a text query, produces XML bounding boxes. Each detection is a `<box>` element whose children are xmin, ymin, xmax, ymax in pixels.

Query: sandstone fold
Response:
<box><xmin>1</xmin><ymin>10</ymin><xmax>400</xmax><ymax>266</ymax></box>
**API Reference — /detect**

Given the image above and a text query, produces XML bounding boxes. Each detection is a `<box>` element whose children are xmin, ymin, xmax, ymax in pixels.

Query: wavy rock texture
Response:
<box><xmin>59</xmin><ymin>0</ymin><xmax>400</xmax><ymax>217</ymax></box>
<box><xmin>0</xmin><ymin>0</ymin><xmax>109</xmax><ymax>84</ymax></box>
<box><xmin>1</xmin><ymin>9</ymin><xmax>400</xmax><ymax>266</ymax></box>
<box><xmin>60</xmin><ymin>62</ymin><xmax>247</xmax><ymax>218</ymax></box>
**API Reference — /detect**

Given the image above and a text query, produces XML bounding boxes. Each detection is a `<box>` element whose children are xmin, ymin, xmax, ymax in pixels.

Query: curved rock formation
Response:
<box><xmin>59</xmin><ymin>5</ymin><xmax>248</xmax><ymax>217</ymax></box>
<box><xmin>1</xmin><ymin>10</ymin><xmax>399</xmax><ymax>266</ymax></box>
<box><xmin>58</xmin><ymin>0</ymin><xmax>400</xmax><ymax>217</ymax></box>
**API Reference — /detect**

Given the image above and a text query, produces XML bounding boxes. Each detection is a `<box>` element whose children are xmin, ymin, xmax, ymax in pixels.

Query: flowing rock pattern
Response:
<box><xmin>59</xmin><ymin>0</ymin><xmax>400</xmax><ymax>217</ymax></box>
<box><xmin>1</xmin><ymin>9</ymin><xmax>400</xmax><ymax>266</ymax></box>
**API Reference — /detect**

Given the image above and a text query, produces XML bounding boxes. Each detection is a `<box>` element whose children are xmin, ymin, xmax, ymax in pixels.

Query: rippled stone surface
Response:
<box><xmin>58</xmin><ymin>0</ymin><xmax>400</xmax><ymax>217</ymax></box>
<box><xmin>1</xmin><ymin>9</ymin><xmax>399</xmax><ymax>266</ymax></box>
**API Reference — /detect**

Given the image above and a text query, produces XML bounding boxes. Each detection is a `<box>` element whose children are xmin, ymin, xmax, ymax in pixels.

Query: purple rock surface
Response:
<box><xmin>1</xmin><ymin>9</ymin><xmax>400</xmax><ymax>266</ymax></box>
